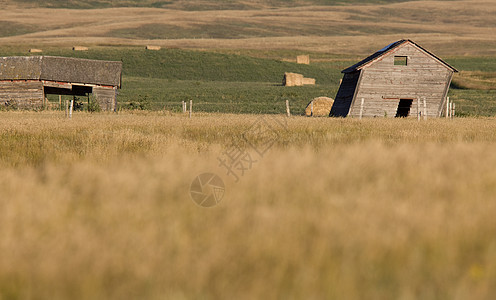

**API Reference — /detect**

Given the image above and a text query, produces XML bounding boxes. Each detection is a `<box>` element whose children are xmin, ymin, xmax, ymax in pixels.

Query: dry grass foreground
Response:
<box><xmin>1</xmin><ymin>111</ymin><xmax>496</xmax><ymax>299</ymax></box>
<box><xmin>0</xmin><ymin>0</ymin><xmax>495</xmax><ymax>56</ymax></box>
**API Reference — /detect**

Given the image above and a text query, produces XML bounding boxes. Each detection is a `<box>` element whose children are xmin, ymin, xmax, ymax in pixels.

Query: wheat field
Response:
<box><xmin>1</xmin><ymin>111</ymin><xmax>496</xmax><ymax>299</ymax></box>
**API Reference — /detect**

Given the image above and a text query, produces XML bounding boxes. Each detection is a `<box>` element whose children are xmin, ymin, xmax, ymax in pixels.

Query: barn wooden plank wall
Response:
<box><xmin>0</xmin><ymin>81</ymin><xmax>43</xmax><ymax>109</ymax></box>
<box><xmin>93</xmin><ymin>86</ymin><xmax>117</xmax><ymax>111</ymax></box>
<box><xmin>331</xmin><ymin>40</ymin><xmax>456</xmax><ymax>118</ymax></box>
<box><xmin>349</xmin><ymin>43</ymin><xmax>453</xmax><ymax>118</ymax></box>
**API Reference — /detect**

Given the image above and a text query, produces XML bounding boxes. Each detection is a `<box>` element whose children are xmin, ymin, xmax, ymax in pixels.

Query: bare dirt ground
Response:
<box><xmin>0</xmin><ymin>0</ymin><xmax>495</xmax><ymax>56</ymax></box>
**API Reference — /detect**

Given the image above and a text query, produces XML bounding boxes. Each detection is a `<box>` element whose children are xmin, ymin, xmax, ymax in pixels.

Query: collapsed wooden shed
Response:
<box><xmin>330</xmin><ymin>39</ymin><xmax>457</xmax><ymax>118</ymax></box>
<box><xmin>0</xmin><ymin>56</ymin><xmax>122</xmax><ymax>111</ymax></box>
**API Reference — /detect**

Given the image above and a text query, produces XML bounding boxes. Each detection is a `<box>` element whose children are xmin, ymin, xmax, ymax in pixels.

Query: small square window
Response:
<box><xmin>394</xmin><ymin>56</ymin><xmax>408</xmax><ymax>66</ymax></box>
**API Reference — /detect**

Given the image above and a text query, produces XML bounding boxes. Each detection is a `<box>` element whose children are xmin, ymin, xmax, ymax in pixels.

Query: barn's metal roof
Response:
<box><xmin>342</xmin><ymin>39</ymin><xmax>458</xmax><ymax>73</ymax></box>
<box><xmin>0</xmin><ymin>56</ymin><xmax>122</xmax><ymax>87</ymax></box>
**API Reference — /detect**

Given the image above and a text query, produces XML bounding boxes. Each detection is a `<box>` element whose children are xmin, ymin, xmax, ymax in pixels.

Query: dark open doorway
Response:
<box><xmin>395</xmin><ymin>99</ymin><xmax>413</xmax><ymax>117</ymax></box>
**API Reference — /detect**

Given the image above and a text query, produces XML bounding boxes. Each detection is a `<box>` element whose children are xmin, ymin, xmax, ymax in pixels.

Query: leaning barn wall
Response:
<box><xmin>0</xmin><ymin>81</ymin><xmax>44</xmax><ymax>109</ymax></box>
<box><xmin>329</xmin><ymin>71</ymin><xmax>361</xmax><ymax>117</ymax></box>
<box><xmin>348</xmin><ymin>43</ymin><xmax>453</xmax><ymax>118</ymax></box>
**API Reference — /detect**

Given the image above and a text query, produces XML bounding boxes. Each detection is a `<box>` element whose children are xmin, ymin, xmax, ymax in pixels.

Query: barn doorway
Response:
<box><xmin>395</xmin><ymin>99</ymin><xmax>413</xmax><ymax>117</ymax></box>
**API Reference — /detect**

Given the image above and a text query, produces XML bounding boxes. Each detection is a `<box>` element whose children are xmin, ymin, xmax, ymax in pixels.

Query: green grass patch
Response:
<box><xmin>2</xmin><ymin>46</ymin><xmax>495</xmax><ymax>116</ymax></box>
<box><xmin>119</xmin><ymin>77</ymin><xmax>337</xmax><ymax>114</ymax></box>
<box><xmin>448</xmin><ymin>89</ymin><xmax>496</xmax><ymax>117</ymax></box>
<box><xmin>446</xmin><ymin>57</ymin><xmax>496</xmax><ymax>72</ymax></box>
<box><xmin>21</xmin><ymin>47</ymin><xmax>341</xmax><ymax>84</ymax></box>
<box><xmin>29</xmin><ymin>47</ymin><xmax>340</xmax><ymax>114</ymax></box>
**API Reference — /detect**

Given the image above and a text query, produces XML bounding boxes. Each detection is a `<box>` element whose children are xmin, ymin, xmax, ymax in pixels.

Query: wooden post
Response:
<box><xmin>65</xmin><ymin>100</ymin><xmax>68</xmax><ymax>118</ymax></box>
<box><xmin>359</xmin><ymin>98</ymin><xmax>364</xmax><ymax>120</ymax></box>
<box><xmin>417</xmin><ymin>97</ymin><xmax>420</xmax><ymax>121</ymax></box>
<box><xmin>449</xmin><ymin>102</ymin><xmax>452</xmax><ymax>119</ymax></box>
<box><xmin>446</xmin><ymin>97</ymin><xmax>450</xmax><ymax>119</ymax></box>
<box><xmin>310</xmin><ymin>101</ymin><xmax>313</xmax><ymax>116</ymax></box>
<box><xmin>452</xmin><ymin>102</ymin><xmax>455</xmax><ymax>119</ymax></box>
<box><xmin>286</xmin><ymin>100</ymin><xmax>291</xmax><ymax>117</ymax></box>
<box><xmin>59</xmin><ymin>95</ymin><xmax>62</xmax><ymax>110</ymax></box>
<box><xmin>69</xmin><ymin>97</ymin><xmax>74</xmax><ymax>119</ymax></box>
<box><xmin>182</xmin><ymin>101</ymin><xmax>185</xmax><ymax>113</ymax></box>
<box><xmin>189</xmin><ymin>100</ymin><xmax>192</xmax><ymax>118</ymax></box>
<box><xmin>423</xmin><ymin>97</ymin><xmax>427</xmax><ymax>121</ymax></box>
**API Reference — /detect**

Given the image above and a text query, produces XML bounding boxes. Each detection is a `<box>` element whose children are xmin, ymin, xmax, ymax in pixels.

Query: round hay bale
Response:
<box><xmin>305</xmin><ymin>97</ymin><xmax>334</xmax><ymax>117</ymax></box>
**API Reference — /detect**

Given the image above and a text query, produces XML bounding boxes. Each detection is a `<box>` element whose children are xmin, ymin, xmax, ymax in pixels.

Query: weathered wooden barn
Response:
<box><xmin>330</xmin><ymin>39</ymin><xmax>457</xmax><ymax>118</ymax></box>
<box><xmin>0</xmin><ymin>56</ymin><xmax>122</xmax><ymax>111</ymax></box>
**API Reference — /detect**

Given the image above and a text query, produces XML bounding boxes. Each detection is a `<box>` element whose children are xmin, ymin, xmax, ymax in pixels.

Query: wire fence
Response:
<box><xmin>41</xmin><ymin>97</ymin><xmax>305</xmax><ymax>116</ymax></box>
<box><xmin>118</xmin><ymin>100</ymin><xmax>305</xmax><ymax>115</ymax></box>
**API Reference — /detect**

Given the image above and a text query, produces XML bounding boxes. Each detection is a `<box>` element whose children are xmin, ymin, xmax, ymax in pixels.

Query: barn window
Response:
<box><xmin>394</xmin><ymin>56</ymin><xmax>408</xmax><ymax>66</ymax></box>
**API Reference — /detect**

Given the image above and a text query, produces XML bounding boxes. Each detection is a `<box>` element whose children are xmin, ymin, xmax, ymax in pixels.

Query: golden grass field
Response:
<box><xmin>1</xmin><ymin>111</ymin><xmax>496</xmax><ymax>299</ymax></box>
<box><xmin>1</xmin><ymin>0</ymin><xmax>496</xmax><ymax>298</ymax></box>
<box><xmin>0</xmin><ymin>0</ymin><xmax>495</xmax><ymax>56</ymax></box>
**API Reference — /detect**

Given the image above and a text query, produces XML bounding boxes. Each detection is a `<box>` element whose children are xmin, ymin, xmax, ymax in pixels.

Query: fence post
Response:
<box><xmin>449</xmin><ymin>102</ymin><xmax>452</xmax><ymax>119</ymax></box>
<box><xmin>189</xmin><ymin>100</ymin><xmax>192</xmax><ymax>118</ymax></box>
<box><xmin>310</xmin><ymin>101</ymin><xmax>313</xmax><ymax>116</ymax></box>
<box><xmin>423</xmin><ymin>97</ymin><xmax>427</xmax><ymax>120</ymax></box>
<box><xmin>359</xmin><ymin>98</ymin><xmax>364</xmax><ymax>120</ymax></box>
<box><xmin>286</xmin><ymin>100</ymin><xmax>291</xmax><ymax>117</ymax></box>
<box><xmin>446</xmin><ymin>97</ymin><xmax>450</xmax><ymax>119</ymax></box>
<box><xmin>65</xmin><ymin>100</ymin><xmax>68</xmax><ymax>118</ymax></box>
<box><xmin>452</xmin><ymin>102</ymin><xmax>455</xmax><ymax>119</ymax></box>
<box><xmin>417</xmin><ymin>97</ymin><xmax>420</xmax><ymax>121</ymax></box>
<box><xmin>69</xmin><ymin>97</ymin><xmax>74</xmax><ymax>119</ymax></box>
<box><xmin>182</xmin><ymin>101</ymin><xmax>185</xmax><ymax>113</ymax></box>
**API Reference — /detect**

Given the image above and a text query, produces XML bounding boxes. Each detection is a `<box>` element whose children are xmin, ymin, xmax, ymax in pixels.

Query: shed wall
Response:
<box><xmin>0</xmin><ymin>81</ymin><xmax>44</xmax><ymax>109</ymax></box>
<box><xmin>93</xmin><ymin>86</ymin><xmax>117</xmax><ymax>111</ymax></box>
<box><xmin>348</xmin><ymin>44</ymin><xmax>453</xmax><ymax>118</ymax></box>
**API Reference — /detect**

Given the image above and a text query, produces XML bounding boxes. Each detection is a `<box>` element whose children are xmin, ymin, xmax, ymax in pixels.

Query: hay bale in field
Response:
<box><xmin>305</xmin><ymin>97</ymin><xmax>334</xmax><ymax>116</ymax></box>
<box><xmin>283</xmin><ymin>72</ymin><xmax>316</xmax><ymax>86</ymax></box>
<box><xmin>73</xmin><ymin>46</ymin><xmax>88</xmax><ymax>51</ymax></box>
<box><xmin>302</xmin><ymin>77</ymin><xmax>315</xmax><ymax>85</ymax></box>
<box><xmin>146</xmin><ymin>45</ymin><xmax>161</xmax><ymax>51</ymax></box>
<box><xmin>283</xmin><ymin>72</ymin><xmax>303</xmax><ymax>86</ymax></box>
<box><xmin>297</xmin><ymin>55</ymin><xmax>310</xmax><ymax>65</ymax></box>
<box><xmin>29</xmin><ymin>49</ymin><xmax>42</xmax><ymax>53</ymax></box>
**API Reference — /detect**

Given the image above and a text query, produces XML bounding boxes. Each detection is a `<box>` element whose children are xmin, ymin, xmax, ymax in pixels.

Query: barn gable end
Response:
<box><xmin>330</xmin><ymin>40</ymin><xmax>457</xmax><ymax>118</ymax></box>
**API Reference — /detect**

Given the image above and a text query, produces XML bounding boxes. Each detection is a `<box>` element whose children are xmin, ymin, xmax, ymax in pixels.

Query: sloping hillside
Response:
<box><xmin>11</xmin><ymin>0</ymin><xmax>427</xmax><ymax>10</ymax></box>
<box><xmin>1</xmin><ymin>0</ymin><xmax>495</xmax><ymax>56</ymax></box>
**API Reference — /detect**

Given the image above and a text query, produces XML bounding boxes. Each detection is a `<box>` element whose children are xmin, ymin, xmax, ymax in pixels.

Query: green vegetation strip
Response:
<box><xmin>1</xmin><ymin>46</ymin><xmax>495</xmax><ymax>116</ymax></box>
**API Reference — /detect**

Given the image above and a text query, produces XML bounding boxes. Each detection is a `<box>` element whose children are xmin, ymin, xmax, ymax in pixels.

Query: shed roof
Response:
<box><xmin>0</xmin><ymin>56</ymin><xmax>122</xmax><ymax>87</ymax></box>
<box><xmin>342</xmin><ymin>39</ymin><xmax>458</xmax><ymax>74</ymax></box>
